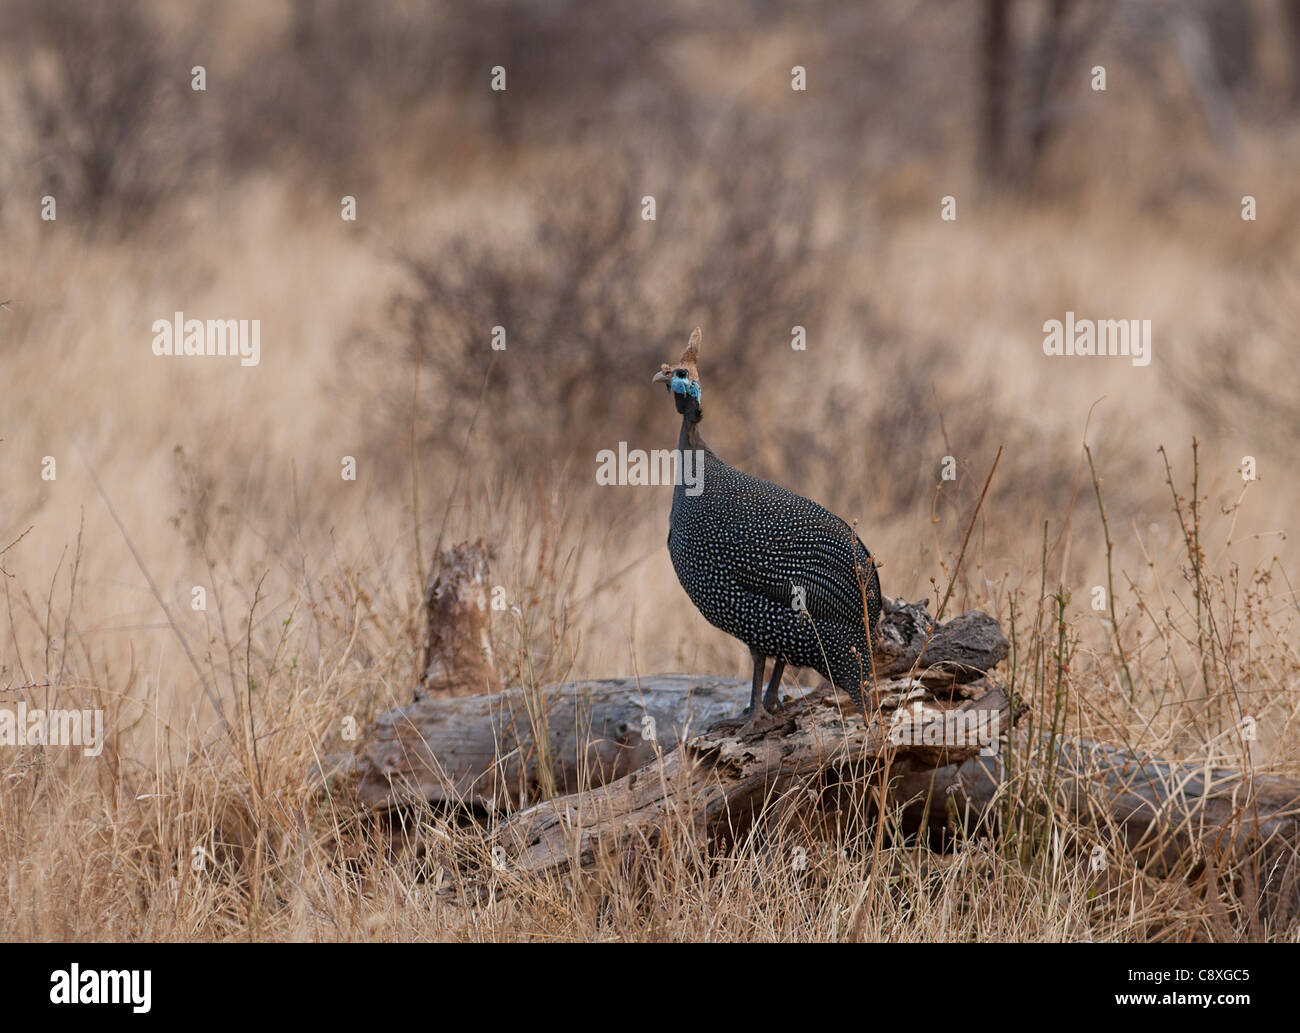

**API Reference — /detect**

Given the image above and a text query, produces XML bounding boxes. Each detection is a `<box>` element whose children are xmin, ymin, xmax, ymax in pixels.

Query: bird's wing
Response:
<box><xmin>724</xmin><ymin>472</ymin><xmax>878</xmax><ymax>626</ymax></box>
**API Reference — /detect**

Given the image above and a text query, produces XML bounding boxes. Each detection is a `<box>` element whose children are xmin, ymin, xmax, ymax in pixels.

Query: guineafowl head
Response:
<box><xmin>652</xmin><ymin>327</ymin><xmax>702</xmax><ymax>419</ymax></box>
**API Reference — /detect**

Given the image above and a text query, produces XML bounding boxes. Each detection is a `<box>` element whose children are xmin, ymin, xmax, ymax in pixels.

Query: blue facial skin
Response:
<box><xmin>671</xmin><ymin>372</ymin><xmax>701</xmax><ymax>400</ymax></box>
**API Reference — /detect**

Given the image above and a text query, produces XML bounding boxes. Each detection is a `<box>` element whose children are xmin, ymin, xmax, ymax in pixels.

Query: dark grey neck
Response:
<box><xmin>677</xmin><ymin>411</ymin><xmax>711</xmax><ymax>453</ymax></box>
<box><xmin>672</xmin><ymin>413</ymin><xmax>714</xmax><ymax>514</ymax></box>
<box><xmin>677</xmin><ymin>417</ymin><xmax>694</xmax><ymax>453</ymax></box>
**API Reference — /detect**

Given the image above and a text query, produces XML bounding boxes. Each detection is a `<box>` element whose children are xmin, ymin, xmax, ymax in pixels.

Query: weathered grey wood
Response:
<box><xmin>353</xmin><ymin>576</ymin><xmax>1300</xmax><ymax>916</ymax></box>
<box><xmin>874</xmin><ymin>599</ymin><xmax>1008</xmax><ymax>689</ymax></box>
<box><xmin>495</xmin><ymin>681</ymin><xmax>1015</xmax><ymax>879</ymax></box>
<box><xmin>356</xmin><ymin>597</ymin><xmax>1008</xmax><ymax>808</ymax></box>
<box><xmin>482</xmin><ymin>695</ymin><xmax>1300</xmax><ymax>914</ymax></box>
<box><xmin>891</xmin><ymin>736</ymin><xmax>1300</xmax><ymax>920</ymax></box>
<box><xmin>897</xmin><ymin>737</ymin><xmax>1300</xmax><ymax>868</ymax></box>
<box><xmin>357</xmin><ymin>675</ymin><xmax>753</xmax><ymax>809</ymax></box>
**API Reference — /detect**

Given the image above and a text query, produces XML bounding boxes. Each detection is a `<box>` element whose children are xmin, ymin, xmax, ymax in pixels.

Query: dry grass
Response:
<box><xmin>1</xmin><ymin>0</ymin><xmax>1299</xmax><ymax>941</ymax></box>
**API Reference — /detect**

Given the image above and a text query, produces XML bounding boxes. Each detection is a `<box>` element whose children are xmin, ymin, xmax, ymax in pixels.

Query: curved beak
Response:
<box><xmin>651</xmin><ymin>370</ymin><xmax>671</xmax><ymax>385</ymax></box>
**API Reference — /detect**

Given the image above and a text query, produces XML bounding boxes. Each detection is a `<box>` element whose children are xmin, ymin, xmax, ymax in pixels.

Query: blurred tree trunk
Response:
<box><xmin>1202</xmin><ymin>0</ymin><xmax>1255</xmax><ymax>95</ymax></box>
<box><xmin>1285</xmin><ymin>0</ymin><xmax>1300</xmax><ymax>105</ymax></box>
<box><xmin>1027</xmin><ymin>0</ymin><xmax>1070</xmax><ymax>170</ymax></box>
<box><xmin>980</xmin><ymin>0</ymin><xmax>1012</xmax><ymax>179</ymax></box>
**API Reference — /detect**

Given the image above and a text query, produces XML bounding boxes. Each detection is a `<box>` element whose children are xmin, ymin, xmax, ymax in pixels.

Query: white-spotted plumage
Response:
<box><xmin>657</xmin><ymin>328</ymin><xmax>881</xmax><ymax>713</ymax></box>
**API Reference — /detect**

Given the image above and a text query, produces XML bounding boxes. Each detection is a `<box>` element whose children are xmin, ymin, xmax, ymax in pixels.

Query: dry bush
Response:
<box><xmin>355</xmin><ymin>145</ymin><xmax>826</xmax><ymax>481</ymax></box>
<box><xmin>0</xmin><ymin>0</ymin><xmax>217</xmax><ymax>232</ymax></box>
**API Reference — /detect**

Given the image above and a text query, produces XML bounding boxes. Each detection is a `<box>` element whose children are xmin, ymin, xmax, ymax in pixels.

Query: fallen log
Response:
<box><xmin>495</xmin><ymin>680</ymin><xmax>1015</xmax><ymax>879</ymax></box>
<box><xmin>357</xmin><ymin>674</ymin><xmax>758</xmax><ymax>810</ymax></box>
<box><xmin>359</xmin><ymin>675</ymin><xmax>1300</xmax><ymax>920</ymax></box>
<box><xmin>894</xmin><ymin>738</ymin><xmax>1300</xmax><ymax>921</ymax></box>
<box><xmin>355</xmin><ymin>599</ymin><xmax>1009</xmax><ymax>808</ymax></box>
<box><xmin>351</xmin><ymin>583</ymin><xmax>1300</xmax><ymax>920</ymax></box>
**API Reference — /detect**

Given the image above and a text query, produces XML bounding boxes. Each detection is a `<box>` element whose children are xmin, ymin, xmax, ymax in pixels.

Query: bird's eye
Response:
<box><xmin>674</xmin><ymin>368</ymin><xmax>688</xmax><ymax>378</ymax></box>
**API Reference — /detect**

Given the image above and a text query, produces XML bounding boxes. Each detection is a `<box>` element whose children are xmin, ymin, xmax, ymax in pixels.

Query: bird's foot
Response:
<box><xmin>741</xmin><ymin>705</ymin><xmax>781</xmax><ymax>736</ymax></box>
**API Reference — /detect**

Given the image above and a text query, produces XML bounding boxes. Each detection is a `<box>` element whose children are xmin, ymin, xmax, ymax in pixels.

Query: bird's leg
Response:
<box><xmin>744</xmin><ymin>650</ymin><xmax>770</xmax><ymax>728</ymax></box>
<box><xmin>762</xmin><ymin>657</ymin><xmax>786</xmax><ymax>712</ymax></box>
<box><xmin>747</xmin><ymin>650</ymin><xmax>767</xmax><ymax>716</ymax></box>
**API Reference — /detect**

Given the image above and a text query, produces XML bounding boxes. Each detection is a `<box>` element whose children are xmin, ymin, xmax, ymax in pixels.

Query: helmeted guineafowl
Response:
<box><xmin>653</xmin><ymin>327</ymin><xmax>882</xmax><ymax>731</ymax></box>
